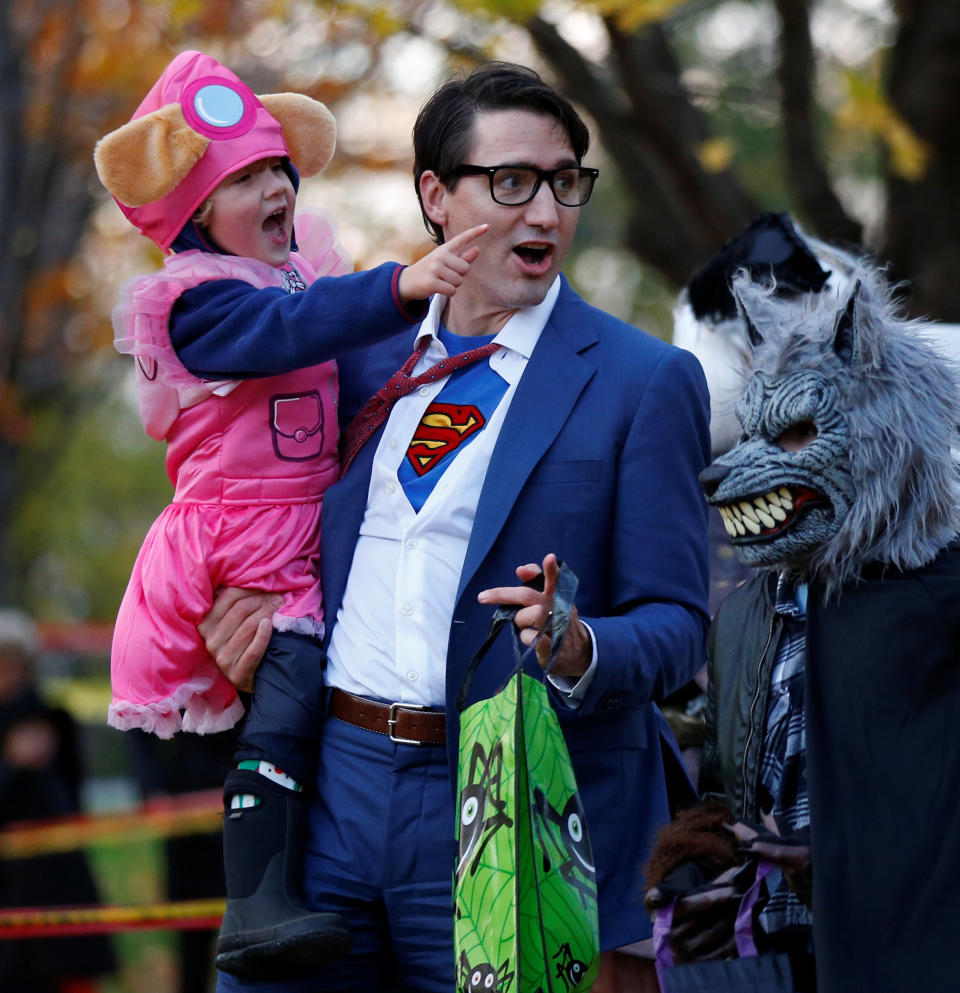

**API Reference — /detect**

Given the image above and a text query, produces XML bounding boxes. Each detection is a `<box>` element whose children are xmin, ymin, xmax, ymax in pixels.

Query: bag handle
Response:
<box><xmin>455</xmin><ymin>561</ymin><xmax>579</xmax><ymax>713</ymax></box>
<box><xmin>733</xmin><ymin>859</ymin><xmax>773</xmax><ymax>957</ymax></box>
<box><xmin>652</xmin><ymin>859</ymin><xmax>773</xmax><ymax>975</ymax></box>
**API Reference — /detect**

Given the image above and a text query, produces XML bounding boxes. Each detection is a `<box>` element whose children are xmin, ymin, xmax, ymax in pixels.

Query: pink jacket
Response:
<box><xmin>109</xmin><ymin>215</ymin><xmax>351</xmax><ymax>737</ymax></box>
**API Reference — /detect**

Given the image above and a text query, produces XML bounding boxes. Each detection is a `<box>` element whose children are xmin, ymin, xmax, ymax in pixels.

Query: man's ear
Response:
<box><xmin>418</xmin><ymin>171</ymin><xmax>448</xmax><ymax>229</ymax></box>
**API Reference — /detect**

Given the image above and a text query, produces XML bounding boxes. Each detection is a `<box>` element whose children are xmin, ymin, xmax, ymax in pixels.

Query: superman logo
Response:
<box><xmin>406</xmin><ymin>402</ymin><xmax>486</xmax><ymax>476</ymax></box>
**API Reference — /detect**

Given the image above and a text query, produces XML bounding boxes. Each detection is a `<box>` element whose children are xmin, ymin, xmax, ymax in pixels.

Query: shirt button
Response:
<box><xmin>406</xmin><ymin>538</ymin><xmax>417</xmax><ymax>549</ymax></box>
<box><xmin>390</xmin><ymin>439</ymin><xmax>399</xmax><ymax>449</ymax></box>
<box><xmin>401</xmin><ymin>604</ymin><xmax>414</xmax><ymax>616</ymax></box>
<box><xmin>386</xmin><ymin>482</ymin><xmax>396</xmax><ymax>493</ymax></box>
<box><xmin>418</xmin><ymin>386</ymin><xmax>429</xmax><ymax>397</ymax></box>
<box><xmin>407</xmin><ymin>670</ymin><xmax>419</xmax><ymax>681</ymax></box>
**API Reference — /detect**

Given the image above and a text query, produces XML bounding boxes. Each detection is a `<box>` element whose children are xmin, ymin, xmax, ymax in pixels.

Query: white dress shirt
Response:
<box><xmin>325</xmin><ymin>277</ymin><xmax>595</xmax><ymax>707</ymax></box>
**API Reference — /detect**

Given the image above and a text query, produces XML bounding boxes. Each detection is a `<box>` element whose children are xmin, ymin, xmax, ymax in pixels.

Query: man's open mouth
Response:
<box><xmin>716</xmin><ymin>485</ymin><xmax>826</xmax><ymax>541</ymax></box>
<box><xmin>513</xmin><ymin>243</ymin><xmax>552</xmax><ymax>267</ymax></box>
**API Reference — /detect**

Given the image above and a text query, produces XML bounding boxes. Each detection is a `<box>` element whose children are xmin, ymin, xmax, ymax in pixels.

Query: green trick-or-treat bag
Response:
<box><xmin>453</xmin><ymin>563</ymin><xmax>599</xmax><ymax>993</ymax></box>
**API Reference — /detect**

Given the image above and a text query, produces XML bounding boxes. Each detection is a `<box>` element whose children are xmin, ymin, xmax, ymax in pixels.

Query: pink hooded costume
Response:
<box><xmin>102</xmin><ymin>52</ymin><xmax>351</xmax><ymax>737</ymax></box>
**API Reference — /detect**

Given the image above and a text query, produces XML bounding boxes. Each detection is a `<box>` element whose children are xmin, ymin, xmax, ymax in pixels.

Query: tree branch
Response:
<box><xmin>773</xmin><ymin>0</ymin><xmax>861</xmax><ymax>244</ymax></box>
<box><xmin>604</xmin><ymin>18</ymin><xmax>758</xmax><ymax>246</ymax></box>
<box><xmin>527</xmin><ymin>14</ymin><xmax>758</xmax><ymax>286</ymax></box>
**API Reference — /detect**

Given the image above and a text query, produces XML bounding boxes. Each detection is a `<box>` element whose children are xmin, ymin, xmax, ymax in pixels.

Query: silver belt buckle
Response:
<box><xmin>388</xmin><ymin>701</ymin><xmax>428</xmax><ymax>745</ymax></box>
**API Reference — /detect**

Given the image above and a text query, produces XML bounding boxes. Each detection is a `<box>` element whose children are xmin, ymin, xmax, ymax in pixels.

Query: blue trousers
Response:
<box><xmin>217</xmin><ymin>714</ymin><xmax>457</xmax><ymax>992</ymax></box>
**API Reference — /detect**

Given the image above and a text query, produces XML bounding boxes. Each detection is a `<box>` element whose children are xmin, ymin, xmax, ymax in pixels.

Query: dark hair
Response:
<box><xmin>413</xmin><ymin>62</ymin><xmax>590</xmax><ymax>243</ymax></box>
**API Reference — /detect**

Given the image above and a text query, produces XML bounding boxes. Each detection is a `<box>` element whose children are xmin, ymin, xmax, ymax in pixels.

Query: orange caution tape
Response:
<box><xmin>0</xmin><ymin>788</ymin><xmax>223</xmax><ymax>858</ymax></box>
<box><xmin>0</xmin><ymin>898</ymin><xmax>226</xmax><ymax>937</ymax></box>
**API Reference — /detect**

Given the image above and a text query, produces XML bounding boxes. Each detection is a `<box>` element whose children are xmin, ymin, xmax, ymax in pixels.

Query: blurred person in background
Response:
<box><xmin>127</xmin><ymin>727</ymin><xmax>238</xmax><ymax>993</ymax></box>
<box><xmin>0</xmin><ymin>607</ymin><xmax>116</xmax><ymax>993</ymax></box>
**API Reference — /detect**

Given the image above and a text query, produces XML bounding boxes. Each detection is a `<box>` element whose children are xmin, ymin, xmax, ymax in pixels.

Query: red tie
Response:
<box><xmin>340</xmin><ymin>338</ymin><xmax>502</xmax><ymax>476</ymax></box>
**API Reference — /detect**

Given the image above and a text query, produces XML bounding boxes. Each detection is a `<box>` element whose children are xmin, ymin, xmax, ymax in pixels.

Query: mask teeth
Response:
<box><xmin>718</xmin><ymin>487</ymin><xmax>795</xmax><ymax>538</ymax></box>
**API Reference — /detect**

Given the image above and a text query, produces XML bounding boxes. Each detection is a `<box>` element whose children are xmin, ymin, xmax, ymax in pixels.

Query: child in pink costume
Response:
<box><xmin>94</xmin><ymin>50</ymin><xmax>482</xmax><ymax>980</ymax></box>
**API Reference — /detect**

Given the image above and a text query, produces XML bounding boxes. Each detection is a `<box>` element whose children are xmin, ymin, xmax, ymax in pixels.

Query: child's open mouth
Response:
<box><xmin>263</xmin><ymin>207</ymin><xmax>288</xmax><ymax>244</ymax></box>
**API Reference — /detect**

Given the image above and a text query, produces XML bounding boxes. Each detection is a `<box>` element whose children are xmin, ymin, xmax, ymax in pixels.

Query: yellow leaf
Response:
<box><xmin>697</xmin><ymin>138</ymin><xmax>733</xmax><ymax>173</ymax></box>
<box><xmin>590</xmin><ymin>0</ymin><xmax>687</xmax><ymax>31</ymax></box>
<box><xmin>836</xmin><ymin>69</ymin><xmax>931</xmax><ymax>181</ymax></box>
<box><xmin>452</xmin><ymin>0</ymin><xmax>541</xmax><ymax>21</ymax></box>
<box><xmin>884</xmin><ymin>117</ymin><xmax>930</xmax><ymax>181</ymax></box>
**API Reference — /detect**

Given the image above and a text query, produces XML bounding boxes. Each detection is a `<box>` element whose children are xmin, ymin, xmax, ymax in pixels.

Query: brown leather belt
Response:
<box><xmin>328</xmin><ymin>688</ymin><xmax>446</xmax><ymax>746</ymax></box>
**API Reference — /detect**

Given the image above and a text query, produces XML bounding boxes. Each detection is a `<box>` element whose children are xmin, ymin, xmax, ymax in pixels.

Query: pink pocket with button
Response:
<box><xmin>271</xmin><ymin>391</ymin><xmax>325</xmax><ymax>461</ymax></box>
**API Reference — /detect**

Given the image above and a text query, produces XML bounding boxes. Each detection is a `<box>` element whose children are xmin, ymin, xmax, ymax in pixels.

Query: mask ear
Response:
<box><xmin>259</xmin><ymin>93</ymin><xmax>336</xmax><ymax>177</ymax></box>
<box><xmin>733</xmin><ymin>284</ymin><xmax>764</xmax><ymax>349</ymax></box>
<box><xmin>94</xmin><ymin>104</ymin><xmax>209</xmax><ymax>207</ymax></box>
<box><xmin>833</xmin><ymin>280</ymin><xmax>862</xmax><ymax>366</ymax></box>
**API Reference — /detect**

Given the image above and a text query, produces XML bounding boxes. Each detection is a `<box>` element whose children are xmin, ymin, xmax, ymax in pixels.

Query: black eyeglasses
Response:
<box><xmin>453</xmin><ymin>164</ymin><xmax>599</xmax><ymax>207</ymax></box>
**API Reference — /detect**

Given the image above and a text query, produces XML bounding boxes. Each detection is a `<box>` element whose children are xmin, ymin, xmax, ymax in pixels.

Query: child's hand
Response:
<box><xmin>398</xmin><ymin>224</ymin><xmax>487</xmax><ymax>303</ymax></box>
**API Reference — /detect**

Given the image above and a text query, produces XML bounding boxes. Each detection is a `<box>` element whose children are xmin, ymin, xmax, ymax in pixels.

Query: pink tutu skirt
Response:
<box><xmin>109</xmin><ymin>500</ymin><xmax>324</xmax><ymax>738</ymax></box>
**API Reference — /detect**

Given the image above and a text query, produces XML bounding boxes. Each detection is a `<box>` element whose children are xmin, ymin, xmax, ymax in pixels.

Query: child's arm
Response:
<box><xmin>170</xmin><ymin>226</ymin><xmax>486</xmax><ymax>381</ymax></box>
<box><xmin>396</xmin><ymin>224</ymin><xmax>487</xmax><ymax>305</ymax></box>
<box><xmin>171</xmin><ymin>263</ymin><xmax>420</xmax><ymax>380</ymax></box>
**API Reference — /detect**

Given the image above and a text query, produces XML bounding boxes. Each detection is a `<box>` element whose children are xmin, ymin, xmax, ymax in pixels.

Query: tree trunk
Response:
<box><xmin>883</xmin><ymin>0</ymin><xmax>960</xmax><ymax>320</ymax></box>
<box><xmin>773</xmin><ymin>0</ymin><xmax>862</xmax><ymax>246</ymax></box>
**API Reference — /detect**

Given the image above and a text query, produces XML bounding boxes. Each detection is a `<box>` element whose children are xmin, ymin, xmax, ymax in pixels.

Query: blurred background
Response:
<box><xmin>0</xmin><ymin>0</ymin><xmax>956</xmax><ymax>990</ymax></box>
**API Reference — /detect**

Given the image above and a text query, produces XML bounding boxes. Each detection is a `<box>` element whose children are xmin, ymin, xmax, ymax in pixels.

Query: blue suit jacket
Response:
<box><xmin>322</xmin><ymin>276</ymin><xmax>711</xmax><ymax>946</ymax></box>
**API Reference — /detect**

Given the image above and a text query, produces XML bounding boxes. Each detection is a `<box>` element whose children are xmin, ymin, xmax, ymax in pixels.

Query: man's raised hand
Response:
<box><xmin>478</xmin><ymin>553</ymin><xmax>591</xmax><ymax>679</ymax></box>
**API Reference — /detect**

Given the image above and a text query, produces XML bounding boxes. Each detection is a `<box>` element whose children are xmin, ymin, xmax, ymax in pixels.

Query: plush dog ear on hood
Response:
<box><xmin>94</xmin><ymin>92</ymin><xmax>336</xmax><ymax>209</ymax></box>
<box><xmin>94</xmin><ymin>105</ymin><xmax>210</xmax><ymax>208</ymax></box>
<box><xmin>259</xmin><ymin>93</ymin><xmax>336</xmax><ymax>177</ymax></box>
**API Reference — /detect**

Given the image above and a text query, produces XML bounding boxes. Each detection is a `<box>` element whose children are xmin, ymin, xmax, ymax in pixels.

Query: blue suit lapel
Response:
<box><xmin>321</xmin><ymin>425</ymin><xmax>383</xmax><ymax>638</ymax></box>
<box><xmin>457</xmin><ymin>281</ymin><xmax>599</xmax><ymax>600</ymax></box>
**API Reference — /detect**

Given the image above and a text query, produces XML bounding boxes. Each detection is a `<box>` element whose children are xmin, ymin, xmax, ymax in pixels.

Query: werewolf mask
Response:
<box><xmin>699</xmin><ymin>257</ymin><xmax>960</xmax><ymax>593</ymax></box>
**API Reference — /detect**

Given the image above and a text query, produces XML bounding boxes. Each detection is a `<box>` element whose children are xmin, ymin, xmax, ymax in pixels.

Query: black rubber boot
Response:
<box><xmin>215</xmin><ymin>768</ymin><xmax>352</xmax><ymax>979</ymax></box>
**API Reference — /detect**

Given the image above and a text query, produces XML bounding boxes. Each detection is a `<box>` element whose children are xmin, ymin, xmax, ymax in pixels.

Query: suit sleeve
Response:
<box><xmin>698</xmin><ymin>618</ymin><xmax>724</xmax><ymax>796</ymax></box>
<box><xmin>571</xmin><ymin>346</ymin><xmax>711</xmax><ymax>713</ymax></box>
<box><xmin>170</xmin><ymin>262</ymin><xmax>424</xmax><ymax>379</ymax></box>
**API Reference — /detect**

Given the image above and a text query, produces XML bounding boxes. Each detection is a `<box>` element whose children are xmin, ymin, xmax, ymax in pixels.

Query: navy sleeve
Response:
<box><xmin>170</xmin><ymin>262</ymin><xmax>426</xmax><ymax>379</ymax></box>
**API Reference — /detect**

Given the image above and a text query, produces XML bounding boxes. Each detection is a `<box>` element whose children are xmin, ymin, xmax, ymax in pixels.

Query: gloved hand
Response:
<box><xmin>646</xmin><ymin>860</ymin><xmax>755</xmax><ymax>963</ymax></box>
<box><xmin>729</xmin><ymin>821</ymin><xmax>812</xmax><ymax>907</ymax></box>
<box><xmin>643</xmin><ymin>800</ymin><xmax>764</xmax><ymax>963</ymax></box>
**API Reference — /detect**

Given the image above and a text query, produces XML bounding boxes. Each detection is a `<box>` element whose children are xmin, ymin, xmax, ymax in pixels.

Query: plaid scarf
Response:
<box><xmin>756</xmin><ymin>575</ymin><xmax>814</xmax><ymax>936</ymax></box>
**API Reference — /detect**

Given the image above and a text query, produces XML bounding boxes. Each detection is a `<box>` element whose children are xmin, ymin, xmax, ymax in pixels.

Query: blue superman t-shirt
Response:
<box><xmin>397</xmin><ymin>328</ymin><xmax>508</xmax><ymax>512</ymax></box>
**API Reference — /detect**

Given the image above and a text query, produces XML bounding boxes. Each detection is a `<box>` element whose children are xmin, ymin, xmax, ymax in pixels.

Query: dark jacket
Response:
<box><xmin>700</xmin><ymin>541</ymin><xmax>960</xmax><ymax>993</ymax></box>
<box><xmin>699</xmin><ymin>570</ymin><xmax>782</xmax><ymax>818</ymax></box>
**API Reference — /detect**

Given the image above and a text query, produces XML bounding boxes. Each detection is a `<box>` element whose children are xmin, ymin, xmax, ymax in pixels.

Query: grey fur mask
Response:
<box><xmin>699</xmin><ymin>259</ymin><xmax>960</xmax><ymax>594</ymax></box>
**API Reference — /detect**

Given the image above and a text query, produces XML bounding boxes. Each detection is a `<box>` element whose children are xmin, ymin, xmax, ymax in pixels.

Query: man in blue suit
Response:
<box><xmin>209</xmin><ymin>62</ymin><xmax>710</xmax><ymax>992</ymax></box>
